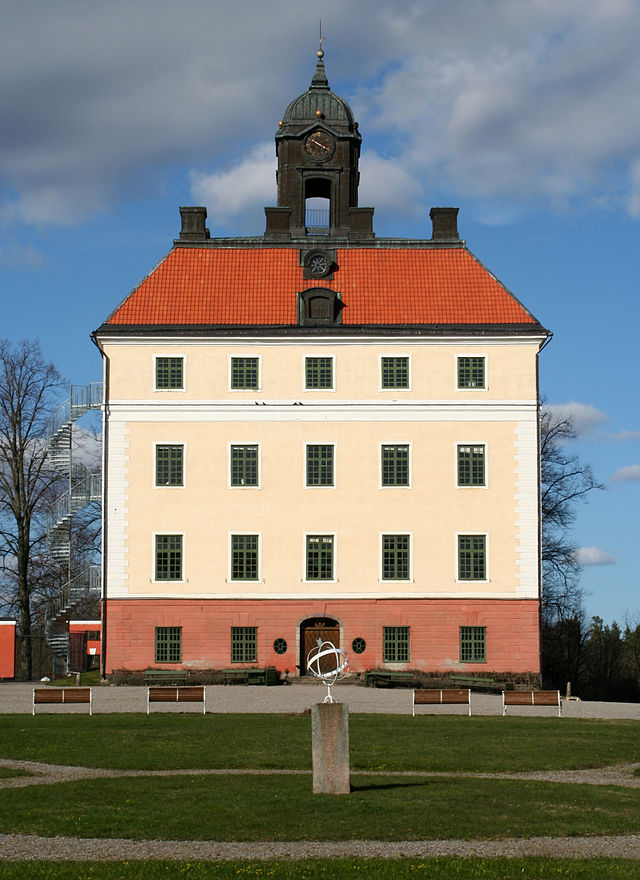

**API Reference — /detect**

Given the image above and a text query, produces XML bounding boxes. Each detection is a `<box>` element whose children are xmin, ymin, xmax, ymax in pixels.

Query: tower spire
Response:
<box><xmin>311</xmin><ymin>21</ymin><xmax>329</xmax><ymax>90</ymax></box>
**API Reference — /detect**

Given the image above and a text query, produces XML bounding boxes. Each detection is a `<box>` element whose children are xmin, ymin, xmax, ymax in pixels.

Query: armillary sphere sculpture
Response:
<box><xmin>306</xmin><ymin>639</ymin><xmax>349</xmax><ymax>703</ymax></box>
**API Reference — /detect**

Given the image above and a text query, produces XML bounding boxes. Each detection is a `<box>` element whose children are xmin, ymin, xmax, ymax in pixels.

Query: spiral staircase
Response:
<box><xmin>45</xmin><ymin>384</ymin><xmax>102</xmax><ymax>672</ymax></box>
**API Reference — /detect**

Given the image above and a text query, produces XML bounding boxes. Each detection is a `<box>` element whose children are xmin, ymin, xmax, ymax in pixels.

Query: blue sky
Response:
<box><xmin>1</xmin><ymin>1</ymin><xmax>638</xmax><ymax>625</ymax></box>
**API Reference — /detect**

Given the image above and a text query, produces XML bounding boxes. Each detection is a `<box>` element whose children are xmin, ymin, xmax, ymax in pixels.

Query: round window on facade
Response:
<box><xmin>273</xmin><ymin>638</ymin><xmax>288</xmax><ymax>655</ymax></box>
<box><xmin>352</xmin><ymin>637</ymin><xmax>366</xmax><ymax>655</ymax></box>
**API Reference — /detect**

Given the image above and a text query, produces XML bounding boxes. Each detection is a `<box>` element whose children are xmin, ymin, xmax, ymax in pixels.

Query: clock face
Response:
<box><xmin>309</xmin><ymin>254</ymin><xmax>329</xmax><ymax>276</ymax></box>
<box><xmin>304</xmin><ymin>130</ymin><xmax>335</xmax><ymax>161</ymax></box>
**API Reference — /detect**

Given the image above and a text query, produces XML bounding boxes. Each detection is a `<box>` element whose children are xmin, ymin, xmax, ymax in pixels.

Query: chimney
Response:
<box><xmin>179</xmin><ymin>206</ymin><xmax>210</xmax><ymax>241</ymax></box>
<box><xmin>429</xmin><ymin>207</ymin><xmax>459</xmax><ymax>241</ymax></box>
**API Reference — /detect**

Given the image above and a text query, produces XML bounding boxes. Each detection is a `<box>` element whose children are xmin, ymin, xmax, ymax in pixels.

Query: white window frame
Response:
<box><xmin>228</xmin><ymin>354</ymin><xmax>262</xmax><ymax>392</ymax></box>
<box><xmin>153</xmin><ymin>354</ymin><xmax>186</xmax><ymax>392</ymax></box>
<box><xmin>303</xmin><ymin>354</ymin><xmax>336</xmax><ymax>392</ymax></box>
<box><xmin>379</xmin><ymin>531</ymin><xmax>414</xmax><ymax>583</ymax></box>
<box><xmin>455</xmin><ymin>532</ymin><xmax>490</xmax><ymax>583</ymax></box>
<box><xmin>304</xmin><ymin>442</ymin><xmax>337</xmax><ymax>489</ymax></box>
<box><xmin>228</xmin><ymin>442</ymin><xmax>262</xmax><ymax>489</ymax></box>
<box><xmin>152</xmin><ymin>532</ymin><xmax>186</xmax><ymax>584</ymax></box>
<box><xmin>303</xmin><ymin>532</ymin><xmax>337</xmax><ymax>583</ymax></box>
<box><xmin>228</xmin><ymin>531</ymin><xmax>262</xmax><ymax>582</ymax></box>
<box><xmin>455</xmin><ymin>441</ymin><xmax>488</xmax><ymax>489</ymax></box>
<box><xmin>379</xmin><ymin>441</ymin><xmax>412</xmax><ymax>489</ymax></box>
<box><xmin>378</xmin><ymin>354</ymin><xmax>412</xmax><ymax>392</ymax></box>
<box><xmin>455</xmin><ymin>354</ymin><xmax>487</xmax><ymax>391</ymax></box>
<box><xmin>153</xmin><ymin>442</ymin><xmax>187</xmax><ymax>490</ymax></box>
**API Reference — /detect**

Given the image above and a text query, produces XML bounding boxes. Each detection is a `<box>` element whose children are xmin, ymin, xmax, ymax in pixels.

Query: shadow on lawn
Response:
<box><xmin>350</xmin><ymin>778</ymin><xmax>446</xmax><ymax>793</ymax></box>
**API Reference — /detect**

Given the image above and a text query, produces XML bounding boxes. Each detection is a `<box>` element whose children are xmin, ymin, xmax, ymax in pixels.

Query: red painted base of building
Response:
<box><xmin>104</xmin><ymin>597</ymin><xmax>540</xmax><ymax>675</ymax></box>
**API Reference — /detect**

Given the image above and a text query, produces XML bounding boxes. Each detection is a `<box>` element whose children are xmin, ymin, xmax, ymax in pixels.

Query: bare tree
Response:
<box><xmin>0</xmin><ymin>339</ymin><xmax>62</xmax><ymax>677</ymax></box>
<box><xmin>540</xmin><ymin>405</ymin><xmax>603</xmax><ymax>624</ymax></box>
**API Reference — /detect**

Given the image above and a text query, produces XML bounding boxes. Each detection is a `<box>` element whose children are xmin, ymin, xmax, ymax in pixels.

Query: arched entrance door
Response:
<box><xmin>300</xmin><ymin>617</ymin><xmax>340</xmax><ymax>675</ymax></box>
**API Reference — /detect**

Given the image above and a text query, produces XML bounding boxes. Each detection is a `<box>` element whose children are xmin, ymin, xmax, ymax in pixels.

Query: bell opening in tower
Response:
<box><xmin>305</xmin><ymin>179</ymin><xmax>331</xmax><ymax>234</ymax></box>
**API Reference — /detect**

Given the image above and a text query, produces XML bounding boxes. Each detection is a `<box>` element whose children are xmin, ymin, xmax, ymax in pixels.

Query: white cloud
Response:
<box><xmin>604</xmin><ymin>429</ymin><xmax>640</xmax><ymax>442</ymax></box>
<box><xmin>610</xmin><ymin>464</ymin><xmax>640</xmax><ymax>483</ymax></box>
<box><xmin>574</xmin><ymin>546</ymin><xmax>616</xmax><ymax>566</ymax></box>
<box><xmin>189</xmin><ymin>143</ymin><xmax>275</xmax><ymax>233</ymax></box>
<box><xmin>0</xmin><ymin>242</ymin><xmax>44</xmax><ymax>268</ymax></box>
<box><xmin>358</xmin><ymin>152</ymin><xmax>424</xmax><ymax>223</ymax></box>
<box><xmin>544</xmin><ymin>402</ymin><xmax>607</xmax><ymax>438</ymax></box>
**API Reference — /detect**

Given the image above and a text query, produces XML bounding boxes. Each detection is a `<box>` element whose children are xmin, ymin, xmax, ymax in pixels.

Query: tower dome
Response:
<box><xmin>278</xmin><ymin>53</ymin><xmax>357</xmax><ymax>135</ymax></box>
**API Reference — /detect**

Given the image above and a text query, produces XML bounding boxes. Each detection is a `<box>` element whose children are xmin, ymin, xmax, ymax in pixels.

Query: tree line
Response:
<box><xmin>0</xmin><ymin>339</ymin><xmax>99</xmax><ymax>678</ymax></box>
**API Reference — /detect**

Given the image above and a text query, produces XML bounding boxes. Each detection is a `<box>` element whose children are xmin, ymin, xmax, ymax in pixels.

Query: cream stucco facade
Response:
<box><xmin>102</xmin><ymin>336</ymin><xmax>543</xmax><ymax>607</ymax></box>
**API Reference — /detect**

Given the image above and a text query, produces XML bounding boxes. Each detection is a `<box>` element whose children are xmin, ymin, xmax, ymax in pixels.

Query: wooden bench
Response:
<box><xmin>412</xmin><ymin>688</ymin><xmax>471</xmax><ymax>716</ymax></box>
<box><xmin>364</xmin><ymin>670</ymin><xmax>414</xmax><ymax>688</ymax></box>
<box><xmin>147</xmin><ymin>686</ymin><xmax>206</xmax><ymax>714</ymax></box>
<box><xmin>221</xmin><ymin>667</ymin><xmax>279</xmax><ymax>686</ymax></box>
<box><xmin>502</xmin><ymin>690</ymin><xmax>562</xmax><ymax>717</ymax></box>
<box><xmin>33</xmin><ymin>687</ymin><xmax>93</xmax><ymax>715</ymax></box>
<box><xmin>144</xmin><ymin>669</ymin><xmax>188</xmax><ymax>686</ymax></box>
<box><xmin>450</xmin><ymin>674</ymin><xmax>496</xmax><ymax>689</ymax></box>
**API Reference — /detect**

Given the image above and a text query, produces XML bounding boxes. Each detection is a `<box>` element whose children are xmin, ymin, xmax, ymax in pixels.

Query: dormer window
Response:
<box><xmin>298</xmin><ymin>288</ymin><xmax>342</xmax><ymax>326</ymax></box>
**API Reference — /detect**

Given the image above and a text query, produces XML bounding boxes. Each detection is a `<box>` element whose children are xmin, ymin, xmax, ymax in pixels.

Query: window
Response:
<box><xmin>155</xmin><ymin>357</ymin><xmax>184</xmax><ymax>390</ymax></box>
<box><xmin>381</xmin><ymin>444</ymin><xmax>410</xmax><ymax>486</ymax></box>
<box><xmin>383</xmin><ymin>626</ymin><xmax>410</xmax><ymax>662</ymax></box>
<box><xmin>230</xmin><ymin>357</ymin><xmax>259</xmax><ymax>390</ymax></box>
<box><xmin>155</xmin><ymin>444</ymin><xmax>184</xmax><ymax>487</ymax></box>
<box><xmin>230</xmin><ymin>445</ymin><xmax>259</xmax><ymax>487</ymax></box>
<box><xmin>460</xmin><ymin>626</ymin><xmax>486</xmax><ymax>663</ymax></box>
<box><xmin>306</xmin><ymin>444</ymin><xmax>334</xmax><ymax>487</ymax></box>
<box><xmin>457</xmin><ymin>356</ymin><xmax>485</xmax><ymax>389</ymax></box>
<box><xmin>273</xmin><ymin>638</ymin><xmax>287</xmax><ymax>655</ymax></box>
<box><xmin>306</xmin><ymin>535</ymin><xmax>334</xmax><ymax>580</ymax></box>
<box><xmin>230</xmin><ymin>534</ymin><xmax>259</xmax><ymax>581</ymax></box>
<box><xmin>155</xmin><ymin>626</ymin><xmax>182</xmax><ymax>663</ymax></box>
<box><xmin>155</xmin><ymin>535</ymin><xmax>183</xmax><ymax>581</ymax></box>
<box><xmin>382</xmin><ymin>534</ymin><xmax>411</xmax><ymax>581</ymax></box>
<box><xmin>458</xmin><ymin>535</ymin><xmax>487</xmax><ymax>580</ymax></box>
<box><xmin>231</xmin><ymin>626</ymin><xmax>257</xmax><ymax>663</ymax></box>
<box><xmin>457</xmin><ymin>445</ymin><xmax>485</xmax><ymax>486</ymax></box>
<box><xmin>381</xmin><ymin>356</ymin><xmax>409</xmax><ymax>389</ymax></box>
<box><xmin>352</xmin><ymin>637</ymin><xmax>366</xmax><ymax>654</ymax></box>
<box><xmin>305</xmin><ymin>356</ymin><xmax>333</xmax><ymax>389</ymax></box>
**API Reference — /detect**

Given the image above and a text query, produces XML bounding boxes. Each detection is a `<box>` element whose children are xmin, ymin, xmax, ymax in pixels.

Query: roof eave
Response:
<box><xmin>94</xmin><ymin>322</ymin><xmax>550</xmax><ymax>339</ymax></box>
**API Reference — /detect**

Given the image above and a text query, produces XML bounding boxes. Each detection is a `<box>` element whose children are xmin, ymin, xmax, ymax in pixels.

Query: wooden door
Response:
<box><xmin>301</xmin><ymin>619</ymin><xmax>340</xmax><ymax>675</ymax></box>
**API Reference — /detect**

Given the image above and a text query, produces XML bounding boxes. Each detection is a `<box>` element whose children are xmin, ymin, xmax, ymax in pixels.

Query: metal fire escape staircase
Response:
<box><xmin>45</xmin><ymin>384</ymin><xmax>103</xmax><ymax>669</ymax></box>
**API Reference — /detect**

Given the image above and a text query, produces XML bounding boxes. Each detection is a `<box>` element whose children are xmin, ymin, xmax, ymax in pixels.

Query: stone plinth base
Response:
<box><xmin>311</xmin><ymin>702</ymin><xmax>350</xmax><ymax>795</ymax></box>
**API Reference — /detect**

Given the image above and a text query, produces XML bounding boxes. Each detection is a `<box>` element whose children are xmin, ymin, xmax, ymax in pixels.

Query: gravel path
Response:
<box><xmin>3</xmin><ymin>681</ymin><xmax>640</xmax><ymax>718</ymax></box>
<box><xmin>1</xmin><ymin>758</ymin><xmax>639</xmax><ymax>790</ymax></box>
<box><xmin>1</xmin><ymin>833</ymin><xmax>640</xmax><ymax>861</ymax></box>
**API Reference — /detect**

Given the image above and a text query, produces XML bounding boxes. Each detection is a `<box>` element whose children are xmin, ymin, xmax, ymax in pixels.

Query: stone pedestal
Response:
<box><xmin>311</xmin><ymin>702</ymin><xmax>351</xmax><ymax>794</ymax></box>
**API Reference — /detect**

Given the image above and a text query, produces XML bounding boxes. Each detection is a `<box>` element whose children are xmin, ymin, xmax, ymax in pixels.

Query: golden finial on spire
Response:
<box><xmin>318</xmin><ymin>19</ymin><xmax>325</xmax><ymax>58</ymax></box>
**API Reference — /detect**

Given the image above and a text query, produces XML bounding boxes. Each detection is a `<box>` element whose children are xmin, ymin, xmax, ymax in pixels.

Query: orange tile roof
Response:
<box><xmin>105</xmin><ymin>246</ymin><xmax>538</xmax><ymax>327</ymax></box>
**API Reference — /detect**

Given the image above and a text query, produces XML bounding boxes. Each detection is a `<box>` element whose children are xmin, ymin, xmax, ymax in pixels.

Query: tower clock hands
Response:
<box><xmin>308</xmin><ymin>133</ymin><xmax>330</xmax><ymax>153</ymax></box>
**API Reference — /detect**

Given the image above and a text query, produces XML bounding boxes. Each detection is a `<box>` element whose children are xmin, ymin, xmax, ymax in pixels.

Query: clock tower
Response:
<box><xmin>264</xmin><ymin>50</ymin><xmax>374</xmax><ymax>242</ymax></box>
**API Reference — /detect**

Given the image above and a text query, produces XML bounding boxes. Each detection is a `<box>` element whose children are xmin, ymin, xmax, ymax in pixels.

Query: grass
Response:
<box><xmin>0</xmin><ymin>768</ymin><xmax>32</xmax><ymax>780</ymax></box>
<box><xmin>44</xmin><ymin>670</ymin><xmax>101</xmax><ymax>687</ymax></box>
<box><xmin>0</xmin><ymin>714</ymin><xmax>638</xmax><ymax>772</ymax></box>
<box><xmin>0</xmin><ymin>774</ymin><xmax>639</xmax><ymax>841</ymax></box>
<box><xmin>0</xmin><ymin>860</ymin><xmax>639</xmax><ymax>879</ymax></box>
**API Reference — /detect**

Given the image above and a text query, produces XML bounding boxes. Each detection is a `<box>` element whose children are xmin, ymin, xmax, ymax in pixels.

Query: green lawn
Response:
<box><xmin>0</xmin><ymin>713</ymin><xmax>638</xmax><ymax>873</ymax></box>
<box><xmin>0</xmin><ymin>768</ymin><xmax>32</xmax><ymax>780</ymax></box>
<box><xmin>0</xmin><ymin>859</ymin><xmax>638</xmax><ymax>880</ymax></box>
<box><xmin>1</xmin><ymin>714</ymin><xmax>638</xmax><ymax>772</ymax></box>
<box><xmin>0</xmin><ymin>774</ymin><xmax>639</xmax><ymax>841</ymax></box>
